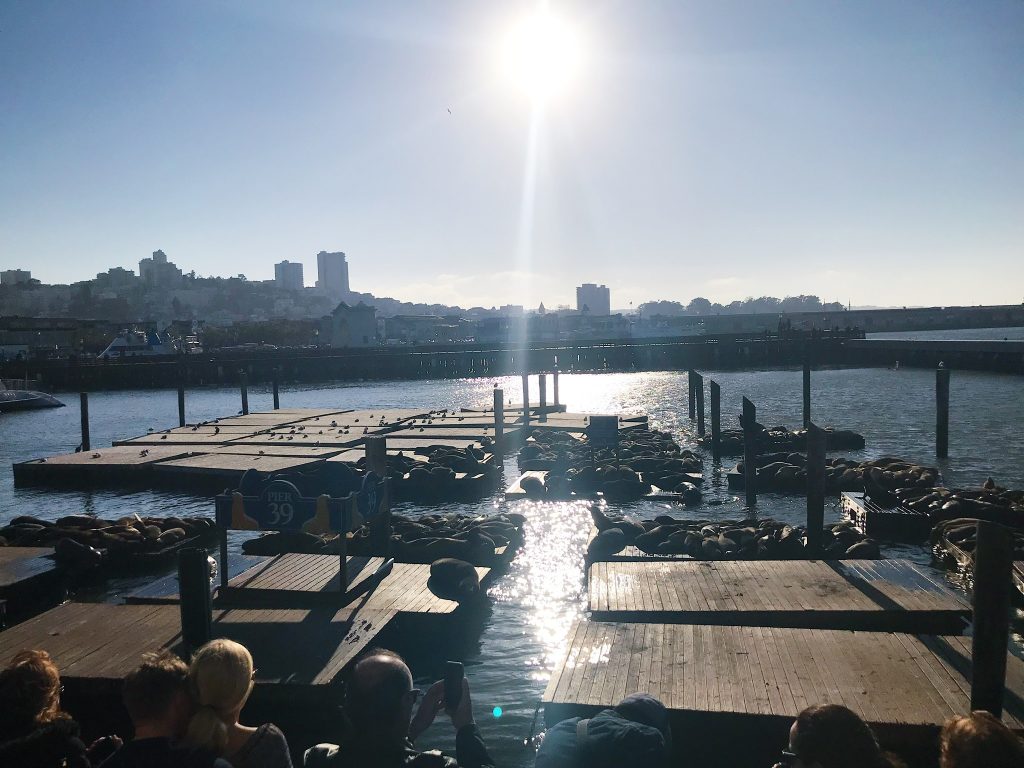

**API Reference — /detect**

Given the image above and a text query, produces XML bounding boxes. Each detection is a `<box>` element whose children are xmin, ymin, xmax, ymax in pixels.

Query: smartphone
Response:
<box><xmin>444</xmin><ymin>661</ymin><xmax>464</xmax><ymax>711</ymax></box>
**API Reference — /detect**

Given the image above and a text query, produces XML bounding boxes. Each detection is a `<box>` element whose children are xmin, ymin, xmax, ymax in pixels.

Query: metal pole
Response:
<box><xmin>79</xmin><ymin>392</ymin><xmax>90</xmax><ymax>452</ymax></box>
<box><xmin>239</xmin><ymin>370</ymin><xmax>249</xmax><ymax>415</ymax></box>
<box><xmin>805</xmin><ymin>422</ymin><xmax>826</xmax><ymax>553</ymax></box>
<box><xmin>970</xmin><ymin>521</ymin><xmax>1013</xmax><ymax>715</ymax></box>
<box><xmin>936</xmin><ymin>365</ymin><xmax>950</xmax><ymax>459</ymax></box>
<box><xmin>695</xmin><ymin>372</ymin><xmax>705</xmax><ymax>437</ymax></box>
<box><xmin>493</xmin><ymin>388</ymin><xmax>504</xmax><ymax>452</ymax></box>
<box><xmin>710</xmin><ymin>380</ymin><xmax>721</xmax><ymax>462</ymax></box>
<box><xmin>178</xmin><ymin>548</ymin><xmax>212</xmax><ymax>657</ymax></box>
<box><xmin>742</xmin><ymin>397</ymin><xmax>757</xmax><ymax>509</ymax></box>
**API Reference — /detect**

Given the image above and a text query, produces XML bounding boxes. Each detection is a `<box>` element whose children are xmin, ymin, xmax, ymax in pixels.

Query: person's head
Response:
<box><xmin>784</xmin><ymin>705</ymin><xmax>888</xmax><ymax>768</ymax></box>
<box><xmin>535</xmin><ymin>693</ymin><xmax>672</xmax><ymax>768</ymax></box>
<box><xmin>123</xmin><ymin>650</ymin><xmax>192</xmax><ymax>738</ymax></box>
<box><xmin>0</xmin><ymin>650</ymin><xmax>64</xmax><ymax>737</ymax></box>
<box><xmin>939</xmin><ymin>711</ymin><xmax>1024</xmax><ymax>768</ymax></box>
<box><xmin>183</xmin><ymin>640</ymin><xmax>254</xmax><ymax>755</ymax></box>
<box><xmin>347</xmin><ymin>648</ymin><xmax>418</xmax><ymax>742</ymax></box>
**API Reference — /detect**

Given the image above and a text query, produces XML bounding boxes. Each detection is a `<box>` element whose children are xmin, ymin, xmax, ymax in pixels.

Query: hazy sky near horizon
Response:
<box><xmin>2</xmin><ymin>1</ymin><xmax>1022</xmax><ymax>310</ymax></box>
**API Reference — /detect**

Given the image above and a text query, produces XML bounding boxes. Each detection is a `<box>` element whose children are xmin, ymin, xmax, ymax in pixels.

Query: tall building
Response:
<box><xmin>576</xmin><ymin>283</ymin><xmax>611</xmax><ymax>316</ymax></box>
<box><xmin>0</xmin><ymin>269</ymin><xmax>32</xmax><ymax>285</ymax></box>
<box><xmin>316</xmin><ymin>251</ymin><xmax>350</xmax><ymax>296</ymax></box>
<box><xmin>139</xmin><ymin>250</ymin><xmax>182</xmax><ymax>286</ymax></box>
<box><xmin>274</xmin><ymin>260</ymin><xmax>304</xmax><ymax>290</ymax></box>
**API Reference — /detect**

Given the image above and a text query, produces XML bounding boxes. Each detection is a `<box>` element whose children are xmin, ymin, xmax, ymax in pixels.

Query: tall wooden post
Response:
<box><xmin>553</xmin><ymin>369</ymin><xmax>560</xmax><ymax>406</ymax></box>
<box><xmin>742</xmin><ymin>397</ymin><xmax>757</xmax><ymax>509</ymax></box>
<box><xmin>493</xmin><ymin>388</ymin><xmax>504</xmax><ymax>451</ymax></box>
<box><xmin>539</xmin><ymin>373</ymin><xmax>547</xmax><ymax>421</ymax></box>
<box><xmin>178</xmin><ymin>548</ymin><xmax>212</xmax><ymax>657</ymax></box>
<box><xmin>970</xmin><ymin>521</ymin><xmax>1013</xmax><ymax>716</ymax></box>
<box><xmin>710</xmin><ymin>380</ymin><xmax>722</xmax><ymax>462</ymax></box>
<box><xmin>802</xmin><ymin>357</ymin><xmax>811</xmax><ymax>428</ymax></box>
<box><xmin>79</xmin><ymin>392</ymin><xmax>90</xmax><ymax>452</ymax></box>
<box><xmin>365</xmin><ymin>436</ymin><xmax>391</xmax><ymax>557</ymax></box>
<box><xmin>239</xmin><ymin>371</ymin><xmax>249</xmax><ymax>415</ymax></box>
<box><xmin>695</xmin><ymin>372</ymin><xmax>705</xmax><ymax>437</ymax></box>
<box><xmin>936</xmin><ymin>365</ymin><xmax>950</xmax><ymax>459</ymax></box>
<box><xmin>688</xmin><ymin>369</ymin><xmax>696</xmax><ymax>420</ymax></box>
<box><xmin>272</xmin><ymin>367</ymin><xmax>280</xmax><ymax>410</ymax></box>
<box><xmin>177</xmin><ymin>381</ymin><xmax>186</xmax><ymax>428</ymax></box>
<box><xmin>521</xmin><ymin>373</ymin><xmax>531</xmax><ymax>427</ymax></box>
<box><xmin>805</xmin><ymin>422</ymin><xmax>826</xmax><ymax>553</ymax></box>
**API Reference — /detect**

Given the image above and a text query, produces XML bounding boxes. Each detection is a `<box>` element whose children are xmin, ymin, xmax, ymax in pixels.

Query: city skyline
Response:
<box><xmin>2</xmin><ymin>1</ymin><xmax>1022</xmax><ymax>309</ymax></box>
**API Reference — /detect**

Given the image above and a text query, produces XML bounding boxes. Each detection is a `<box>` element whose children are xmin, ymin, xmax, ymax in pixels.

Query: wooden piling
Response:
<box><xmin>695</xmin><ymin>372</ymin><xmax>705</xmax><ymax>437</ymax></box>
<box><xmin>710</xmin><ymin>380</ymin><xmax>721</xmax><ymax>462</ymax></box>
<box><xmin>272</xmin><ymin>368</ymin><xmax>280</xmax><ymax>410</ymax></box>
<box><xmin>365</xmin><ymin>436</ymin><xmax>391</xmax><ymax>557</ymax></box>
<box><xmin>178</xmin><ymin>547</ymin><xmax>212</xmax><ymax>657</ymax></box>
<box><xmin>742</xmin><ymin>397</ymin><xmax>757</xmax><ymax>508</ymax></box>
<box><xmin>805</xmin><ymin>422</ymin><xmax>826</xmax><ymax>553</ymax></box>
<box><xmin>802</xmin><ymin>357</ymin><xmax>811</xmax><ymax>427</ymax></box>
<box><xmin>936</xmin><ymin>365</ymin><xmax>950</xmax><ymax>459</ymax></box>
<box><xmin>493</xmin><ymin>388</ymin><xmax>504</xmax><ymax>451</ymax></box>
<box><xmin>521</xmin><ymin>373</ymin><xmax>530</xmax><ymax>427</ymax></box>
<box><xmin>970</xmin><ymin>521</ymin><xmax>1013</xmax><ymax>716</ymax></box>
<box><xmin>79</xmin><ymin>392</ymin><xmax>90</xmax><ymax>452</ymax></box>
<box><xmin>688</xmin><ymin>369</ymin><xmax>696</xmax><ymax>420</ymax></box>
<box><xmin>240</xmin><ymin>371</ymin><xmax>249</xmax><ymax>416</ymax></box>
<box><xmin>539</xmin><ymin>373</ymin><xmax>547</xmax><ymax>421</ymax></box>
<box><xmin>553</xmin><ymin>369</ymin><xmax>560</xmax><ymax>406</ymax></box>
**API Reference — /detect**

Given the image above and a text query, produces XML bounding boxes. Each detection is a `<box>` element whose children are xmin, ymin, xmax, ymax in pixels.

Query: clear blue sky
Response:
<box><xmin>2</xmin><ymin>1</ymin><xmax>1022</xmax><ymax>309</ymax></box>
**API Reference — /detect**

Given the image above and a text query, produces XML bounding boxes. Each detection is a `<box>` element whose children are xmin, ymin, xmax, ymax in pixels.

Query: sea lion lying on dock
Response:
<box><xmin>700</xmin><ymin>424</ymin><xmax>865</xmax><ymax>457</ymax></box>
<box><xmin>427</xmin><ymin>557</ymin><xmax>481</xmax><ymax>602</ymax></box>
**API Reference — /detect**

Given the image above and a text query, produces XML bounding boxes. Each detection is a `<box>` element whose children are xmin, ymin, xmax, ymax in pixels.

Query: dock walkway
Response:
<box><xmin>0</xmin><ymin>546</ymin><xmax>63</xmax><ymax>622</ymax></box>
<box><xmin>588</xmin><ymin>559</ymin><xmax>970</xmax><ymax>634</ymax></box>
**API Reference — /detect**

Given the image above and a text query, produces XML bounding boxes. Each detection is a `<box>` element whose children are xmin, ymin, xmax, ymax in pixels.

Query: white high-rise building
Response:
<box><xmin>576</xmin><ymin>283</ymin><xmax>611</xmax><ymax>315</ymax></box>
<box><xmin>274</xmin><ymin>260</ymin><xmax>304</xmax><ymax>290</ymax></box>
<box><xmin>316</xmin><ymin>251</ymin><xmax>350</xmax><ymax>296</ymax></box>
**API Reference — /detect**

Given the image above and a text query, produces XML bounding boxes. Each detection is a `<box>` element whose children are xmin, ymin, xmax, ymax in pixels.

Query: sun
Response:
<box><xmin>503</xmin><ymin>9</ymin><xmax>583</xmax><ymax>103</ymax></box>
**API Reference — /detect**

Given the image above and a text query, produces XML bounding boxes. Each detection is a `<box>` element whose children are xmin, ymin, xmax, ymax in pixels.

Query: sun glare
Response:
<box><xmin>503</xmin><ymin>10</ymin><xmax>583</xmax><ymax>102</ymax></box>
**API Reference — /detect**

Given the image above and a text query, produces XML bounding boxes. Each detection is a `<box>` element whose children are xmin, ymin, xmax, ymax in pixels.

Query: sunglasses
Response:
<box><xmin>779</xmin><ymin>750</ymin><xmax>799</xmax><ymax>766</ymax></box>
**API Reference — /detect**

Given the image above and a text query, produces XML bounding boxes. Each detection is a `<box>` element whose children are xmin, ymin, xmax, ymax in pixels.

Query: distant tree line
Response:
<box><xmin>637</xmin><ymin>295</ymin><xmax>844</xmax><ymax>317</ymax></box>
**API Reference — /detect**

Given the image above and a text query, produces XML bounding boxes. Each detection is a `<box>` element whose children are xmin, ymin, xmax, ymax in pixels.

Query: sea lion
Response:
<box><xmin>428</xmin><ymin>558</ymin><xmax>480</xmax><ymax>602</ymax></box>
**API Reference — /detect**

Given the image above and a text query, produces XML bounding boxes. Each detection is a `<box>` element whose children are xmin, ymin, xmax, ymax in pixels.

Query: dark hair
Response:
<box><xmin>347</xmin><ymin>648</ymin><xmax>411</xmax><ymax>733</ymax></box>
<box><xmin>940</xmin><ymin>711</ymin><xmax>1024</xmax><ymax>768</ymax></box>
<box><xmin>0</xmin><ymin>649</ymin><xmax>64</xmax><ymax>739</ymax></box>
<box><xmin>123</xmin><ymin>650</ymin><xmax>189</xmax><ymax>724</ymax></box>
<box><xmin>791</xmin><ymin>705</ymin><xmax>889</xmax><ymax>768</ymax></box>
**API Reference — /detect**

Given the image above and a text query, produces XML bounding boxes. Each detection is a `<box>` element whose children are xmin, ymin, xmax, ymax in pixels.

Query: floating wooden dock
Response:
<box><xmin>543</xmin><ymin>620</ymin><xmax>1024</xmax><ymax>763</ymax></box>
<box><xmin>842</xmin><ymin>492</ymin><xmax>932</xmax><ymax>542</ymax></box>
<box><xmin>588</xmin><ymin>559</ymin><xmax>970</xmax><ymax>634</ymax></box>
<box><xmin>0</xmin><ymin>547</ymin><xmax>64</xmax><ymax>623</ymax></box>
<box><xmin>506</xmin><ymin>470</ymin><xmax>700</xmax><ymax>502</ymax></box>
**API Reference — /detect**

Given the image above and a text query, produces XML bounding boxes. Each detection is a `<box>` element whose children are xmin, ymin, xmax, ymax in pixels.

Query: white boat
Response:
<box><xmin>99</xmin><ymin>329</ymin><xmax>181</xmax><ymax>359</ymax></box>
<box><xmin>0</xmin><ymin>379</ymin><xmax>64</xmax><ymax>413</ymax></box>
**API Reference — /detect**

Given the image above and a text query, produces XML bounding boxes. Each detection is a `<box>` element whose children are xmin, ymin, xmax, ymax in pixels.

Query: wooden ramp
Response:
<box><xmin>221</xmin><ymin>553</ymin><xmax>489</xmax><ymax>613</ymax></box>
<box><xmin>588</xmin><ymin>559</ymin><xmax>970</xmax><ymax>634</ymax></box>
<box><xmin>543</xmin><ymin>620</ymin><xmax>1024</xmax><ymax>763</ymax></box>
<box><xmin>0</xmin><ymin>547</ymin><xmax>63</xmax><ymax>621</ymax></box>
<box><xmin>0</xmin><ymin>601</ymin><xmax>390</xmax><ymax>706</ymax></box>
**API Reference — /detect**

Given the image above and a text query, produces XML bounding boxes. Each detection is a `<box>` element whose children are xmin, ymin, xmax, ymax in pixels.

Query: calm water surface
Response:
<box><xmin>2</xmin><ymin>368</ymin><xmax>1023</xmax><ymax>765</ymax></box>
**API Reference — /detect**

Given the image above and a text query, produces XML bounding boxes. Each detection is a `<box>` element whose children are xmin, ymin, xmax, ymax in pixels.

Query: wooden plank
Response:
<box><xmin>153</xmin><ymin>453</ymin><xmax>326</xmax><ymax>477</ymax></box>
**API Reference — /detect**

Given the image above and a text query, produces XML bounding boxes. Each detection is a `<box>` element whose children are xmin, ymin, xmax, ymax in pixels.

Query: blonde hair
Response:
<box><xmin>940</xmin><ymin>711</ymin><xmax>1024</xmax><ymax>768</ymax></box>
<box><xmin>183</xmin><ymin>639</ymin><xmax>254</xmax><ymax>755</ymax></box>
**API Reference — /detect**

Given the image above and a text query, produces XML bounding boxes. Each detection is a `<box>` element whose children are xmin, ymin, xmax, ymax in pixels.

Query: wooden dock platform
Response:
<box><xmin>0</xmin><ymin>546</ymin><xmax>64</xmax><ymax>622</ymax></box>
<box><xmin>543</xmin><ymin>620</ymin><xmax>1024</xmax><ymax>763</ymax></box>
<box><xmin>588</xmin><ymin>559</ymin><xmax>970</xmax><ymax>634</ymax></box>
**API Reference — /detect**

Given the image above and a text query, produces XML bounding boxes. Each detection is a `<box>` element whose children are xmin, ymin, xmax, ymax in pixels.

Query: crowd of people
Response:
<box><xmin>1</xmin><ymin>640</ymin><xmax>1022</xmax><ymax>768</ymax></box>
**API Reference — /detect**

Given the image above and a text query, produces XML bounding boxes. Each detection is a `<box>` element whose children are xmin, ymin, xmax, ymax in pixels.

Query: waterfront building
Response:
<box><xmin>139</xmin><ymin>250</ymin><xmax>183</xmax><ymax>287</ymax></box>
<box><xmin>1</xmin><ymin>269</ymin><xmax>32</xmax><ymax>285</ymax></box>
<box><xmin>316</xmin><ymin>251</ymin><xmax>350</xmax><ymax>296</ymax></box>
<box><xmin>319</xmin><ymin>301</ymin><xmax>377</xmax><ymax>347</ymax></box>
<box><xmin>576</xmin><ymin>283</ymin><xmax>611</xmax><ymax>316</ymax></box>
<box><xmin>274</xmin><ymin>260</ymin><xmax>304</xmax><ymax>290</ymax></box>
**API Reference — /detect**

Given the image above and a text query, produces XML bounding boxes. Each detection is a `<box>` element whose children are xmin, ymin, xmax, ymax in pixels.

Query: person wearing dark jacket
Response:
<box><xmin>99</xmin><ymin>650</ymin><xmax>232</xmax><ymax>768</ymax></box>
<box><xmin>0</xmin><ymin>649</ymin><xmax>116</xmax><ymax>768</ymax></box>
<box><xmin>304</xmin><ymin>648</ymin><xmax>494</xmax><ymax>768</ymax></box>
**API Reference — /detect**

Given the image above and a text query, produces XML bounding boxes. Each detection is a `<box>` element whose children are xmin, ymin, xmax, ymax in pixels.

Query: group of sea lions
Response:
<box><xmin>587</xmin><ymin>506</ymin><xmax>881</xmax><ymax>561</ymax></box>
<box><xmin>0</xmin><ymin>514</ymin><xmax>216</xmax><ymax>570</ymax></box>
<box><xmin>931</xmin><ymin>516</ymin><xmax>1024</xmax><ymax>572</ymax></box>
<box><xmin>699</xmin><ymin>423</ymin><xmax>865</xmax><ymax>457</ymax></box>
<box><xmin>733</xmin><ymin>453</ymin><xmax>938</xmax><ymax>496</ymax></box>
<box><xmin>896</xmin><ymin>478</ymin><xmax>1024</xmax><ymax>526</ymax></box>
<box><xmin>518</xmin><ymin>428</ymin><xmax>703</xmax><ymax>502</ymax></box>
<box><xmin>387</xmin><ymin>446</ymin><xmax>501</xmax><ymax>500</ymax></box>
